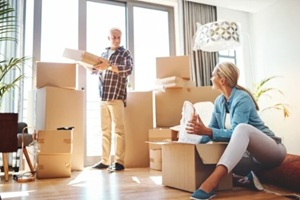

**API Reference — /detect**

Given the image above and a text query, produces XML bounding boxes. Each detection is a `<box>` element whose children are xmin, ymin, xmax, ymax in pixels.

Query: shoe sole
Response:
<box><xmin>107</xmin><ymin>165</ymin><xmax>124</xmax><ymax>173</ymax></box>
<box><xmin>251</xmin><ymin>171</ymin><xmax>264</xmax><ymax>191</ymax></box>
<box><xmin>190</xmin><ymin>194</ymin><xmax>216</xmax><ymax>200</ymax></box>
<box><xmin>92</xmin><ymin>165</ymin><xmax>109</xmax><ymax>169</ymax></box>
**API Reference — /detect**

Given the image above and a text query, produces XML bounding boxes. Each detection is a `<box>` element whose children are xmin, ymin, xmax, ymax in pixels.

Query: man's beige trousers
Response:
<box><xmin>100</xmin><ymin>100</ymin><xmax>125</xmax><ymax>166</ymax></box>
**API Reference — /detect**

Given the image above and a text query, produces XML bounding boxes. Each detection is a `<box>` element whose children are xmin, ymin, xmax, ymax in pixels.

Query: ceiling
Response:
<box><xmin>189</xmin><ymin>0</ymin><xmax>279</xmax><ymax>13</ymax></box>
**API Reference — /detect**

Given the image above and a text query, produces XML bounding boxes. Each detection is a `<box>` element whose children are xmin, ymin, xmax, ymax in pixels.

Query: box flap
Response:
<box><xmin>195</xmin><ymin>142</ymin><xmax>228</xmax><ymax>164</ymax></box>
<box><xmin>145</xmin><ymin>141</ymin><xmax>173</xmax><ymax>145</ymax></box>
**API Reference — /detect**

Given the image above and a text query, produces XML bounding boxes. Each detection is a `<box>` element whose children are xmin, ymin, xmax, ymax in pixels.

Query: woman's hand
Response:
<box><xmin>186</xmin><ymin>114</ymin><xmax>212</xmax><ymax>137</ymax></box>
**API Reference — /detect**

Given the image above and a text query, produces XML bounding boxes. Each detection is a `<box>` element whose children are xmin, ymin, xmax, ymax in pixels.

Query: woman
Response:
<box><xmin>187</xmin><ymin>62</ymin><xmax>286</xmax><ymax>200</ymax></box>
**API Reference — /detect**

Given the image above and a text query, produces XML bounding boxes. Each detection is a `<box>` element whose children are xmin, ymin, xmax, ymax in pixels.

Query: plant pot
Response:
<box><xmin>0</xmin><ymin>113</ymin><xmax>18</xmax><ymax>152</ymax></box>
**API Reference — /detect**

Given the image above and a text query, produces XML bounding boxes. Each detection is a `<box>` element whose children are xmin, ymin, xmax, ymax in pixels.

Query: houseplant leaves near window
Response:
<box><xmin>252</xmin><ymin>76</ymin><xmax>290</xmax><ymax>119</ymax></box>
<box><xmin>0</xmin><ymin>0</ymin><xmax>28</xmax><ymax>110</ymax></box>
<box><xmin>0</xmin><ymin>1</ymin><xmax>31</xmax><ymax>183</ymax></box>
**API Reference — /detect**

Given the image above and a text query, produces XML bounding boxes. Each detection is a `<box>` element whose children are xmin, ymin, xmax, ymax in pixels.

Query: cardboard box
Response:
<box><xmin>38</xmin><ymin>130</ymin><xmax>73</xmax><ymax>154</ymax></box>
<box><xmin>155</xmin><ymin>86</ymin><xmax>220</xmax><ymax>127</ymax></box>
<box><xmin>35</xmin><ymin>86</ymin><xmax>84</xmax><ymax>170</ymax></box>
<box><xmin>148</xmin><ymin>128</ymin><xmax>178</xmax><ymax>149</ymax></box>
<box><xmin>155</xmin><ymin>76</ymin><xmax>196</xmax><ymax>89</ymax></box>
<box><xmin>162</xmin><ymin>142</ymin><xmax>232</xmax><ymax>192</ymax></box>
<box><xmin>63</xmin><ymin>48</ymin><xmax>109</xmax><ymax>69</ymax></box>
<box><xmin>124</xmin><ymin>91</ymin><xmax>154</xmax><ymax>168</ymax></box>
<box><xmin>147</xmin><ymin>128</ymin><xmax>178</xmax><ymax>171</ymax></box>
<box><xmin>35</xmin><ymin>62</ymin><xmax>77</xmax><ymax>89</ymax></box>
<box><xmin>156</xmin><ymin>56</ymin><xmax>190</xmax><ymax>79</ymax></box>
<box><xmin>37</xmin><ymin>153</ymin><xmax>71</xmax><ymax>179</ymax></box>
<box><xmin>150</xmin><ymin>149</ymin><xmax>162</xmax><ymax>171</ymax></box>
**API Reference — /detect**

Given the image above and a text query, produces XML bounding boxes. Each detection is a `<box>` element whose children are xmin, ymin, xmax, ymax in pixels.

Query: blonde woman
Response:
<box><xmin>187</xmin><ymin>62</ymin><xmax>286</xmax><ymax>200</ymax></box>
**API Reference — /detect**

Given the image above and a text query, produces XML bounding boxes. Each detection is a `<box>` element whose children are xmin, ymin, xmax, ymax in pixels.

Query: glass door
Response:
<box><xmin>133</xmin><ymin>6</ymin><xmax>170</xmax><ymax>91</ymax></box>
<box><xmin>85</xmin><ymin>1</ymin><xmax>126</xmax><ymax>165</ymax></box>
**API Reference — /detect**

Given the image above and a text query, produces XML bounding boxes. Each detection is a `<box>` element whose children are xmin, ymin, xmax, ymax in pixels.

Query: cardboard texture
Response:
<box><xmin>35</xmin><ymin>62</ymin><xmax>77</xmax><ymax>89</ymax></box>
<box><xmin>156</xmin><ymin>56</ymin><xmax>190</xmax><ymax>79</ymax></box>
<box><xmin>147</xmin><ymin>128</ymin><xmax>178</xmax><ymax>171</ymax></box>
<box><xmin>155</xmin><ymin>86</ymin><xmax>220</xmax><ymax>127</ymax></box>
<box><xmin>155</xmin><ymin>76</ymin><xmax>196</xmax><ymax>89</ymax></box>
<box><xmin>150</xmin><ymin>149</ymin><xmax>162</xmax><ymax>171</ymax></box>
<box><xmin>37</xmin><ymin>153</ymin><xmax>71</xmax><ymax>179</ymax></box>
<box><xmin>35</xmin><ymin>86</ymin><xmax>84</xmax><ymax>170</ymax></box>
<box><xmin>63</xmin><ymin>48</ymin><xmax>109</xmax><ymax>69</ymax></box>
<box><xmin>124</xmin><ymin>91</ymin><xmax>154</xmax><ymax>168</ymax></box>
<box><xmin>162</xmin><ymin>142</ymin><xmax>232</xmax><ymax>192</ymax></box>
<box><xmin>37</xmin><ymin>130</ymin><xmax>73</xmax><ymax>154</ymax></box>
<box><xmin>148</xmin><ymin>128</ymin><xmax>178</xmax><ymax>149</ymax></box>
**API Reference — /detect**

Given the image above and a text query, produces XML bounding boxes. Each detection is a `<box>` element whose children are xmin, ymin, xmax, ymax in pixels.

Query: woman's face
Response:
<box><xmin>211</xmin><ymin>68</ymin><xmax>222</xmax><ymax>90</ymax></box>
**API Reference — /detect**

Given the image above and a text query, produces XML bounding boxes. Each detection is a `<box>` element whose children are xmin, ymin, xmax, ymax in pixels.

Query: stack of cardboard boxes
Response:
<box><xmin>36</xmin><ymin>130</ymin><xmax>72</xmax><ymax>179</ymax></box>
<box><xmin>148</xmin><ymin>55</ymin><xmax>194</xmax><ymax>170</ymax></box>
<box><xmin>147</xmin><ymin>128</ymin><xmax>178</xmax><ymax>170</ymax></box>
<box><xmin>33</xmin><ymin>61</ymin><xmax>84</xmax><ymax>176</ymax></box>
<box><xmin>149</xmin><ymin>55</ymin><xmax>232</xmax><ymax>192</ymax></box>
<box><xmin>155</xmin><ymin>55</ymin><xmax>196</xmax><ymax>89</ymax></box>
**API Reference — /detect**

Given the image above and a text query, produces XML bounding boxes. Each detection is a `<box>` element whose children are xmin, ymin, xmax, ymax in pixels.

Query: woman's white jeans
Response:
<box><xmin>218</xmin><ymin>123</ymin><xmax>287</xmax><ymax>173</ymax></box>
<box><xmin>100</xmin><ymin>100</ymin><xmax>125</xmax><ymax>166</ymax></box>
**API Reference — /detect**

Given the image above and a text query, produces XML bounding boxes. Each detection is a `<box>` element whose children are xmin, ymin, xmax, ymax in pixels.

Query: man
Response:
<box><xmin>92</xmin><ymin>27</ymin><xmax>133</xmax><ymax>171</ymax></box>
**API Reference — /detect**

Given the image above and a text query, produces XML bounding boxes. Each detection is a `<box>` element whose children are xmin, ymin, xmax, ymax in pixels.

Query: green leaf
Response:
<box><xmin>252</xmin><ymin>76</ymin><xmax>290</xmax><ymax>119</ymax></box>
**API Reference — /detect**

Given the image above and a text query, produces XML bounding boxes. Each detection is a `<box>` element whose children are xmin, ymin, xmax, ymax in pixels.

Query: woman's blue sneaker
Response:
<box><xmin>190</xmin><ymin>189</ymin><xmax>216</xmax><ymax>200</ymax></box>
<box><xmin>246</xmin><ymin>171</ymin><xmax>264</xmax><ymax>191</ymax></box>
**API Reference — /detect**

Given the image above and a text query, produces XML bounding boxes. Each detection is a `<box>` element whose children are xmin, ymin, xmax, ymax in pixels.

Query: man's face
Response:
<box><xmin>109</xmin><ymin>30</ymin><xmax>122</xmax><ymax>50</ymax></box>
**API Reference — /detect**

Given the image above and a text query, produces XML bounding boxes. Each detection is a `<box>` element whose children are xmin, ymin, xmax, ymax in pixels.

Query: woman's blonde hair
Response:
<box><xmin>215</xmin><ymin>62</ymin><xmax>259</xmax><ymax>110</ymax></box>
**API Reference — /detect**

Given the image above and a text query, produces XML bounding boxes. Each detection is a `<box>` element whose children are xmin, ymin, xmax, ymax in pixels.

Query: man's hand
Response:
<box><xmin>93</xmin><ymin>58</ymin><xmax>110</xmax><ymax>71</ymax></box>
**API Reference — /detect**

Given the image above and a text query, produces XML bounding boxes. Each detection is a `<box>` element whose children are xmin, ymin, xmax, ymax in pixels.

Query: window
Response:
<box><xmin>22</xmin><ymin>0</ymin><xmax>175</xmax><ymax>166</ymax></box>
<box><xmin>85</xmin><ymin>1</ymin><xmax>126</xmax><ymax>157</ymax></box>
<box><xmin>40</xmin><ymin>0</ymin><xmax>78</xmax><ymax>61</ymax></box>
<box><xmin>133</xmin><ymin>6</ymin><xmax>171</xmax><ymax>90</ymax></box>
<box><xmin>218</xmin><ymin>50</ymin><xmax>237</xmax><ymax>64</ymax></box>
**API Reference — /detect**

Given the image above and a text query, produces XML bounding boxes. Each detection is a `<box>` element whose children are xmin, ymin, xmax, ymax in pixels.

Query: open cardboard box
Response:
<box><xmin>63</xmin><ymin>48</ymin><xmax>109</xmax><ymax>70</ymax></box>
<box><xmin>162</xmin><ymin>142</ymin><xmax>232</xmax><ymax>192</ymax></box>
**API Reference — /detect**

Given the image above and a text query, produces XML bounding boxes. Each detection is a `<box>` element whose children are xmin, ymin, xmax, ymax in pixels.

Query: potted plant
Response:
<box><xmin>0</xmin><ymin>0</ymin><xmax>28</xmax><ymax>152</ymax></box>
<box><xmin>252</xmin><ymin>76</ymin><xmax>290</xmax><ymax>119</ymax></box>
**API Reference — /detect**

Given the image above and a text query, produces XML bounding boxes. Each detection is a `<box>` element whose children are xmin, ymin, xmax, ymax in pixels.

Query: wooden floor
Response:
<box><xmin>0</xmin><ymin>167</ymin><xmax>297</xmax><ymax>200</ymax></box>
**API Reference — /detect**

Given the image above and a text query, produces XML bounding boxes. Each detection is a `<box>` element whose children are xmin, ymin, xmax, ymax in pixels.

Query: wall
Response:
<box><xmin>250</xmin><ymin>0</ymin><xmax>300</xmax><ymax>154</ymax></box>
<box><xmin>219</xmin><ymin>1</ymin><xmax>300</xmax><ymax>154</ymax></box>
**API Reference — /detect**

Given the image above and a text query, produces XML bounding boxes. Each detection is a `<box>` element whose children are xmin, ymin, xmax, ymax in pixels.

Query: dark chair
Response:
<box><xmin>0</xmin><ymin>121</ymin><xmax>33</xmax><ymax>181</ymax></box>
<box><xmin>0</xmin><ymin>113</ymin><xmax>18</xmax><ymax>181</ymax></box>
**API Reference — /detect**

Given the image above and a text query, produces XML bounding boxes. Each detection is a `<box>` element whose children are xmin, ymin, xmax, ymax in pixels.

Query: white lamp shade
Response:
<box><xmin>193</xmin><ymin>21</ymin><xmax>241</xmax><ymax>52</ymax></box>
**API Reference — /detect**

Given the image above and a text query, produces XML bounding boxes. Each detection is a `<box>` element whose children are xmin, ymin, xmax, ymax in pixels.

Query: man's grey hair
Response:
<box><xmin>109</xmin><ymin>27</ymin><xmax>122</xmax><ymax>35</ymax></box>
